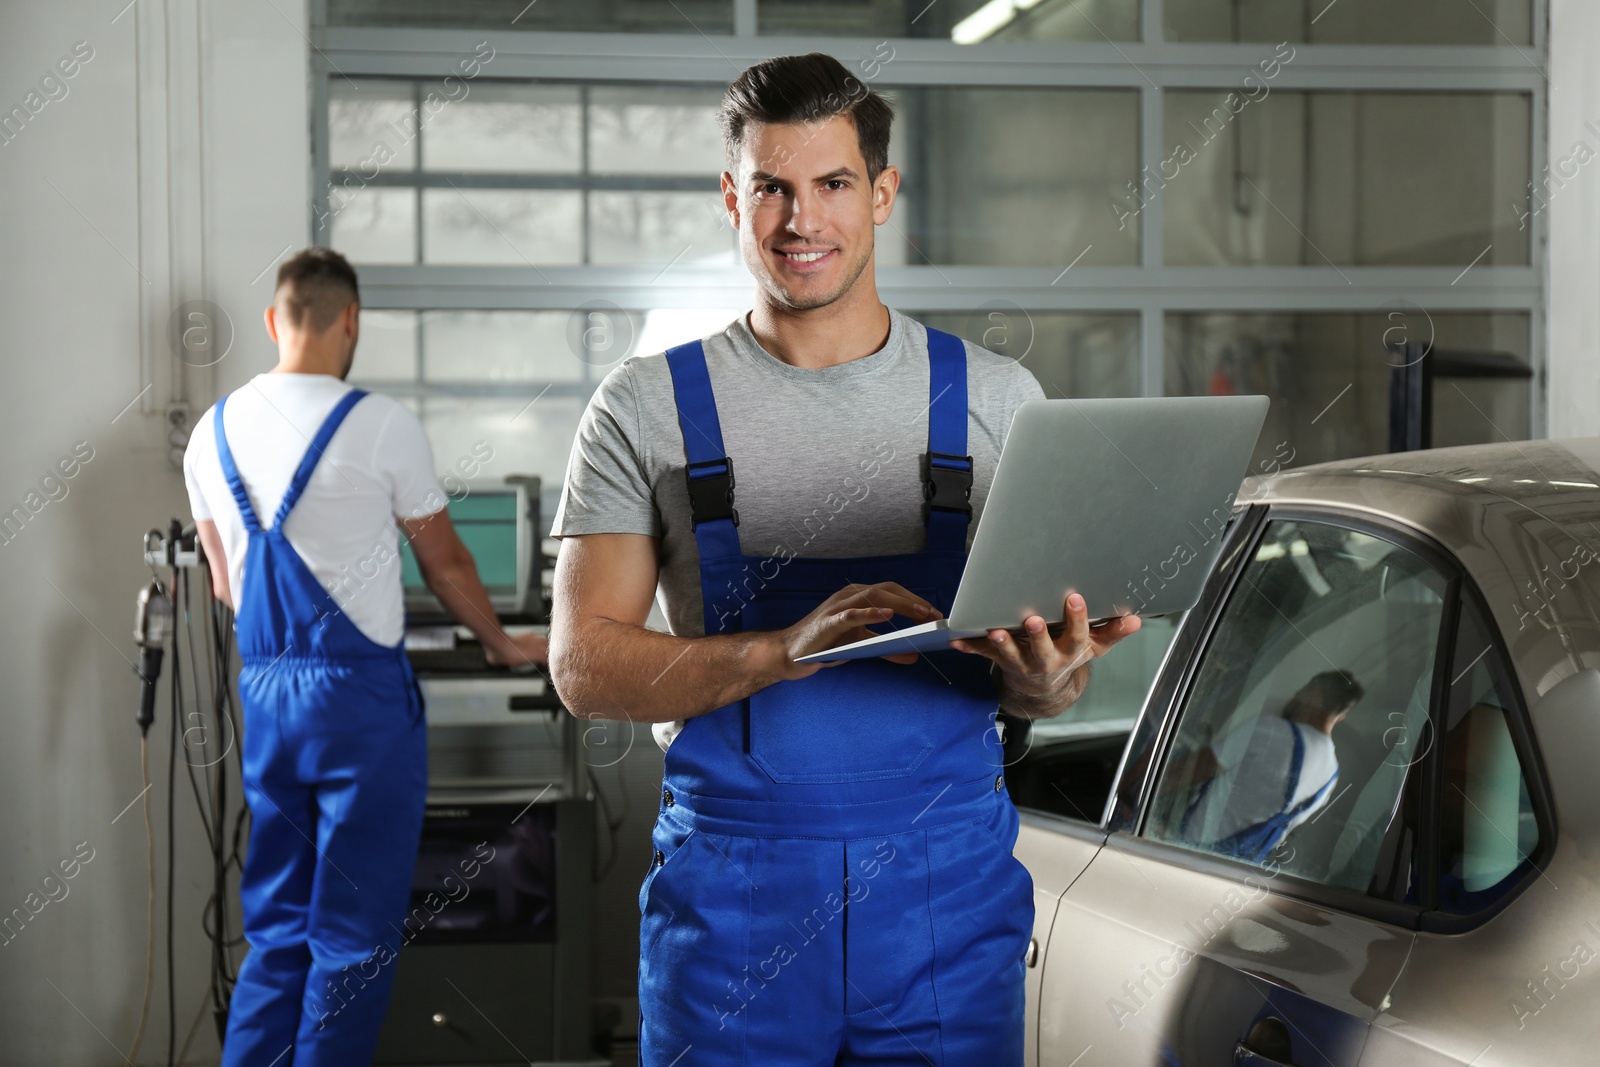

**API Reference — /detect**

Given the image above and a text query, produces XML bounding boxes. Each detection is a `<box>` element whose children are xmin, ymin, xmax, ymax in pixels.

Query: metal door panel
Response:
<box><xmin>1017</xmin><ymin>817</ymin><xmax>1103</xmax><ymax>1067</ymax></box>
<box><xmin>1039</xmin><ymin>844</ymin><xmax>1412</xmax><ymax>1067</ymax></box>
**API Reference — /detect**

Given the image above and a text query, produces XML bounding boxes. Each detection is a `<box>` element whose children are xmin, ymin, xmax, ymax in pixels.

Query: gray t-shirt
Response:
<box><xmin>550</xmin><ymin>306</ymin><xmax>1045</xmax><ymax>743</ymax></box>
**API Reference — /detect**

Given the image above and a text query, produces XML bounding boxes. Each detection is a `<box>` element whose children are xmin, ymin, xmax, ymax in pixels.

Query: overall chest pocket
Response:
<box><xmin>741</xmin><ymin>592</ymin><xmax>947</xmax><ymax>784</ymax></box>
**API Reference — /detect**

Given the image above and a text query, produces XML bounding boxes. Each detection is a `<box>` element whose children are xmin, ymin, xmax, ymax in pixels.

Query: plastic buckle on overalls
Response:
<box><xmin>686</xmin><ymin>456</ymin><xmax>739</xmax><ymax>529</ymax></box>
<box><xmin>922</xmin><ymin>450</ymin><xmax>974</xmax><ymax>522</ymax></box>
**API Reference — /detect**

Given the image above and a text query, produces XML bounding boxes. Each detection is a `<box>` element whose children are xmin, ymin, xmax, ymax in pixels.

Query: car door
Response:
<box><xmin>1038</xmin><ymin>509</ymin><xmax>1456</xmax><ymax>1067</ymax></box>
<box><xmin>1008</xmin><ymin>508</ymin><xmax>1258</xmax><ymax>1065</ymax></box>
<box><xmin>1359</xmin><ymin>591</ymin><xmax>1560</xmax><ymax>1066</ymax></box>
<box><xmin>1008</xmin><ymin>628</ymin><xmax>1182</xmax><ymax>1065</ymax></box>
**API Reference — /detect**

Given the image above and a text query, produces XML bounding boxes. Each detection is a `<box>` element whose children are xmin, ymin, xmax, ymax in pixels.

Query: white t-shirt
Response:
<box><xmin>1185</xmin><ymin>717</ymin><xmax>1340</xmax><ymax>845</ymax></box>
<box><xmin>182</xmin><ymin>374</ymin><xmax>445</xmax><ymax>647</ymax></box>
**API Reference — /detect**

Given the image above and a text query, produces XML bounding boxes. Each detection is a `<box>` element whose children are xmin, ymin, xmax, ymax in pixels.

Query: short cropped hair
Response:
<box><xmin>274</xmin><ymin>247</ymin><xmax>359</xmax><ymax>332</ymax></box>
<box><xmin>718</xmin><ymin>53</ymin><xmax>895</xmax><ymax>183</ymax></box>
<box><xmin>1296</xmin><ymin>670</ymin><xmax>1366</xmax><ymax>713</ymax></box>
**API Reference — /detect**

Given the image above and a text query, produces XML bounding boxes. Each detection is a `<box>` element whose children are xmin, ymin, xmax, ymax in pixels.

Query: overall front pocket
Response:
<box><xmin>746</xmin><ymin>661</ymin><xmax>940</xmax><ymax>783</ymax></box>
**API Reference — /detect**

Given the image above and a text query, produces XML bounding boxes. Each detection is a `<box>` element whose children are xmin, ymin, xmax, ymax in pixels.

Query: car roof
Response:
<box><xmin>1244</xmin><ymin>436</ymin><xmax>1600</xmax><ymax>703</ymax></box>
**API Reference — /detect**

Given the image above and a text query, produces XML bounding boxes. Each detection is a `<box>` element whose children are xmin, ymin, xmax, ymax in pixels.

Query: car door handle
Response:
<box><xmin>1235</xmin><ymin>1040</ymin><xmax>1296</xmax><ymax>1067</ymax></box>
<box><xmin>1235</xmin><ymin>1016</ymin><xmax>1297</xmax><ymax>1067</ymax></box>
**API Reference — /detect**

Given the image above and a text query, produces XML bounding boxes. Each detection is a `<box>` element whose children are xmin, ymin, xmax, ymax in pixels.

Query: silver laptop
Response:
<box><xmin>794</xmin><ymin>395</ymin><xmax>1269</xmax><ymax>663</ymax></box>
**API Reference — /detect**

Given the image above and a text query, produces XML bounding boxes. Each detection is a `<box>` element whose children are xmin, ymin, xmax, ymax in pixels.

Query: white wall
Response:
<box><xmin>1547</xmin><ymin>0</ymin><xmax>1600</xmax><ymax>438</ymax></box>
<box><xmin>0</xmin><ymin>1</ymin><xmax>308</xmax><ymax>1063</ymax></box>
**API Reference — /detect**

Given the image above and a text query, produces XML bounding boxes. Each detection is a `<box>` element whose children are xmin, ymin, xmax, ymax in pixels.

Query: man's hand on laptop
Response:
<box><xmin>949</xmin><ymin>592</ymin><xmax>1142</xmax><ymax>720</ymax></box>
<box><xmin>767</xmin><ymin>581</ymin><xmax>943</xmax><ymax>678</ymax></box>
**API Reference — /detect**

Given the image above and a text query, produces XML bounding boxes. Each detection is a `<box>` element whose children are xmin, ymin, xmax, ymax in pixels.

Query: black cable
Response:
<box><xmin>205</xmin><ymin>600</ymin><xmax>233</xmax><ymax>1028</ymax></box>
<box><xmin>179</xmin><ymin>567</ymin><xmax>236</xmax><ymax>1054</ymax></box>
<box><xmin>166</xmin><ymin>569</ymin><xmax>179</xmax><ymax>1067</ymax></box>
<box><xmin>180</xmin><ymin>572</ymin><xmax>215</xmax><ymax>843</ymax></box>
<box><xmin>203</xmin><ymin>565</ymin><xmax>246</xmax><ymax>1040</ymax></box>
<box><xmin>218</xmin><ymin>599</ymin><xmax>248</xmax><ymax>1033</ymax></box>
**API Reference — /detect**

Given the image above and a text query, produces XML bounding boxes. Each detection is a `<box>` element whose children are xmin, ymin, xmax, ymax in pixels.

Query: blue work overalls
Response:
<box><xmin>214</xmin><ymin>389</ymin><xmax>427</xmax><ymax>1066</ymax></box>
<box><xmin>639</xmin><ymin>326</ymin><xmax>1035</xmax><ymax>1066</ymax></box>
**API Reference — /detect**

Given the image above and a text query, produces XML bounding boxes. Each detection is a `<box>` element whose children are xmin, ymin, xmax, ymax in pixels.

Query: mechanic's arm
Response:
<box><xmin>399</xmin><ymin>509</ymin><xmax>546</xmax><ymax>668</ymax></box>
<box><xmin>548</xmin><ymin>532</ymin><xmax>934</xmax><ymax>724</ymax></box>
<box><xmin>196</xmin><ymin>520</ymin><xmax>231</xmax><ymax>605</ymax></box>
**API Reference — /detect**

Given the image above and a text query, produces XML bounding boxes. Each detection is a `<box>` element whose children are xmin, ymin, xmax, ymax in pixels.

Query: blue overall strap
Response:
<box><xmin>213</xmin><ymin>394</ymin><xmax>262</xmax><ymax>534</ymax></box>
<box><xmin>271</xmin><ymin>388</ymin><xmax>368</xmax><ymax>530</ymax></box>
<box><xmin>923</xmin><ymin>326</ymin><xmax>972</xmax><ymax>555</ymax></box>
<box><xmin>1282</xmin><ymin>719</ymin><xmax>1307</xmax><ymax>808</ymax></box>
<box><xmin>1290</xmin><ymin>767</ymin><xmax>1339</xmax><ymax>821</ymax></box>
<box><xmin>664</xmin><ymin>341</ymin><xmax>742</xmax><ymax>631</ymax></box>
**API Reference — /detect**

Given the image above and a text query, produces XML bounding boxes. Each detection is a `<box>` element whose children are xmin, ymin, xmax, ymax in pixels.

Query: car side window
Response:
<box><xmin>1144</xmin><ymin>519</ymin><xmax>1449</xmax><ymax>893</ymax></box>
<box><xmin>1435</xmin><ymin>598</ymin><xmax>1541</xmax><ymax>914</ymax></box>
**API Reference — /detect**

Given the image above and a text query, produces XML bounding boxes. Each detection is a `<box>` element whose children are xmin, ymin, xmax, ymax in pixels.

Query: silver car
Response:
<box><xmin>1009</xmin><ymin>437</ymin><xmax>1600</xmax><ymax>1067</ymax></box>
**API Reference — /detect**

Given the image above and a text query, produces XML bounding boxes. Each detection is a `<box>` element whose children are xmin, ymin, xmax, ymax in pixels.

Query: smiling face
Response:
<box><xmin>722</xmin><ymin>113</ymin><xmax>899</xmax><ymax>313</ymax></box>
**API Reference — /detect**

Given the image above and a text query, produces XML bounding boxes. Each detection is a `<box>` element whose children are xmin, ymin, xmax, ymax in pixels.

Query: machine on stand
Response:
<box><xmin>375</xmin><ymin>475</ymin><xmax>605</xmax><ymax>1066</ymax></box>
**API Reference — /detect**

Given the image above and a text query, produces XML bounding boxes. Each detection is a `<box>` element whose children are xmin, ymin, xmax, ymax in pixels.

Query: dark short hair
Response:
<box><xmin>274</xmin><ymin>247</ymin><xmax>359</xmax><ymax>332</ymax></box>
<box><xmin>1297</xmin><ymin>670</ymin><xmax>1366</xmax><ymax>713</ymax></box>
<box><xmin>718</xmin><ymin>52</ymin><xmax>894</xmax><ymax>183</ymax></box>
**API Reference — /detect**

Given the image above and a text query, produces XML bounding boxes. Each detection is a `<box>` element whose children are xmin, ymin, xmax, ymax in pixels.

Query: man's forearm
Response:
<box><xmin>425</xmin><ymin>557</ymin><xmax>514</xmax><ymax>659</ymax></box>
<box><xmin>997</xmin><ymin>661</ymin><xmax>1091</xmax><ymax>721</ymax></box>
<box><xmin>551</xmin><ymin>618</ymin><xmax>779</xmax><ymax>724</ymax></box>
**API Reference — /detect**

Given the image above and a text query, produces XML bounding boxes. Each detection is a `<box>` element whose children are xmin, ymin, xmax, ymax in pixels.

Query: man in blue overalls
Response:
<box><xmin>185</xmin><ymin>248</ymin><xmax>547</xmax><ymax>1065</ymax></box>
<box><xmin>1174</xmin><ymin>670</ymin><xmax>1363</xmax><ymax>864</ymax></box>
<box><xmin>548</xmin><ymin>55</ymin><xmax>1141</xmax><ymax>1065</ymax></box>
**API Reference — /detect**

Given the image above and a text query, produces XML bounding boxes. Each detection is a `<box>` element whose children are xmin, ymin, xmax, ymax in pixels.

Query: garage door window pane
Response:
<box><xmin>588</xmin><ymin>86</ymin><xmax>725</xmax><ymax>175</ymax></box>
<box><xmin>1145</xmin><ymin>520</ymin><xmax>1447</xmax><ymax>891</ymax></box>
<box><xmin>422</xmin><ymin>311</ymin><xmax>586</xmax><ymax>383</ymax></box>
<box><xmin>1166</xmin><ymin>312</ymin><xmax>1532</xmax><ymax>469</ymax></box>
<box><xmin>330</xmin><ymin>80</ymin><xmax>417</xmax><ymax>171</ymax></box>
<box><xmin>760</xmin><ymin>0</ymin><xmax>1139</xmax><ymax>41</ymax></box>
<box><xmin>418</xmin><ymin>395</ymin><xmax>588</xmax><ymax>492</ymax></box>
<box><xmin>421</xmin><ymin>189</ymin><xmax>582</xmax><ymax>264</ymax></box>
<box><xmin>421</xmin><ymin>84</ymin><xmax>581</xmax><ymax>174</ymax></box>
<box><xmin>921</xmin><ymin>311</ymin><xmax>1140</xmax><ymax>398</ymax></box>
<box><xmin>1165</xmin><ymin>0</ymin><xmax>1530</xmax><ymax>44</ymax></box>
<box><xmin>326</xmin><ymin>0</ymin><xmax>734</xmax><ymax>33</ymax></box>
<box><xmin>1437</xmin><ymin>600</ymin><xmax>1540</xmax><ymax>913</ymax></box>
<box><xmin>1163</xmin><ymin>92</ymin><xmax>1530</xmax><ymax>267</ymax></box>
<box><xmin>329</xmin><ymin>186</ymin><xmax>417</xmax><ymax>264</ymax></box>
<box><xmin>897</xmin><ymin>89</ymin><xmax>1140</xmax><ymax>266</ymax></box>
<box><xmin>355</xmin><ymin>310</ymin><xmax>419</xmax><ymax>381</ymax></box>
<box><xmin>588</xmin><ymin>191</ymin><xmax>736</xmax><ymax>267</ymax></box>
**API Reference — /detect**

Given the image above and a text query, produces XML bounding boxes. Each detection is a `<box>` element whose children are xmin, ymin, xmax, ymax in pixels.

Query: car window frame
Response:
<box><xmin>1100</xmin><ymin>503</ymin><xmax>1271</xmax><ymax>835</ymax></box>
<box><xmin>1114</xmin><ymin>504</ymin><xmax>1481</xmax><ymax>931</ymax></box>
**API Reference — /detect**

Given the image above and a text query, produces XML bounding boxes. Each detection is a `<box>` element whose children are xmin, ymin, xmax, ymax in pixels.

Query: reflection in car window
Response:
<box><xmin>1006</xmin><ymin>615</ymin><xmax>1182</xmax><ymax>824</ymax></box>
<box><xmin>1436</xmin><ymin>600</ymin><xmax>1539</xmax><ymax>913</ymax></box>
<box><xmin>1145</xmin><ymin>520</ymin><xmax>1448</xmax><ymax>893</ymax></box>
